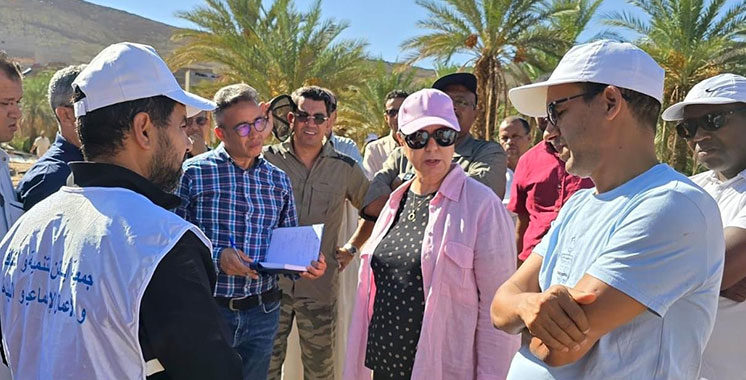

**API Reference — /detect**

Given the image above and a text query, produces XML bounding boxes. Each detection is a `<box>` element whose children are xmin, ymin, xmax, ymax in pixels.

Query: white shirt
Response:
<box><xmin>32</xmin><ymin>136</ymin><xmax>51</xmax><ymax>157</ymax></box>
<box><xmin>330</xmin><ymin>134</ymin><xmax>362</xmax><ymax>165</ymax></box>
<box><xmin>508</xmin><ymin>164</ymin><xmax>724</xmax><ymax>380</ymax></box>
<box><xmin>692</xmin><ymin>169</ymin><xmax>746</xmax><ymax>380</ymax></box>
<box><xmin>362</xmin><ymin>135</ymin><xmax>398</xmax><ymax>179</ymax></box>
<box><xmin>0</xmin><ymin>148</ymin><xmax>22</xmax><ymax>238</ymax></box>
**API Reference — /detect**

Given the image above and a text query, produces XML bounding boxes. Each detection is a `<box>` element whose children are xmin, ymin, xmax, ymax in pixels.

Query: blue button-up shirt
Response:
<box><xmin>174</xmin><ymin>144</ymin><xmax>298</xmax><ymax>298</ymax></box>
<box><xmin>16</xmin><ymin>134</ymin><xmax>84</xmax><ymax>211</ymax></box>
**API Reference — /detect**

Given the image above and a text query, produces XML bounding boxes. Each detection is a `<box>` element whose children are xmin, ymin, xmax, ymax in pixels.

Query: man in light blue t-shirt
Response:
<box><xmin>491</xmin><ymin>40</ymin><xmax>725</xmax><ymax>379</ymax></box>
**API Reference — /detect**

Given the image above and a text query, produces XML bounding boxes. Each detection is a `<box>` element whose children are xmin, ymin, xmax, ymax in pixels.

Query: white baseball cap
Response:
<box><xmin>509</xmin><ymin>40</ymin><xmax>665</xmax><ymax>117</ymax></box>
<box><xmin>73</xmin><ymin>42</ymin><xmax>215</xmax><ymax>118</ymax></box>
<box><xmin>662</xmin><ymin>74</ymin><xmax>746</xmax><ymax>121</ymax></box>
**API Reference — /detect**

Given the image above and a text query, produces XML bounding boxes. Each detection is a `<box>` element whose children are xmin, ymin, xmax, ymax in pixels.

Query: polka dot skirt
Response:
<box><xmin>365</xmin><ymin>189</ymin><xmax>432</xmax><ymax>378</ymax></box>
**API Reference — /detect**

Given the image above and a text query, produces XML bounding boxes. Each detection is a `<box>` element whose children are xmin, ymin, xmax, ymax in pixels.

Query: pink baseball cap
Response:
<box><xmin>398</xmin><ymin>89</ymin><xmax>461</xmax><ymax>135</ymax></box>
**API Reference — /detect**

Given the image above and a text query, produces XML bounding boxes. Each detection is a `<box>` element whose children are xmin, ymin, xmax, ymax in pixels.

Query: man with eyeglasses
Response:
<box><xmin>17</xmin><ymin>64</ymin><xmax>86</xmax><ymax>211</ymax></box>
<box><xmin>184</xmin><ymin>110</ymin><xmax>211</xmax><ymax>158</ymax></box>
<box><xmin>361</xmin><ymin>89</ymin><xmax>408</xmax><ymax>179</ymax></box>
<box><xmin>491</xmin><ymin>40</ymin><xmax>724</xmax><ymax>379</ymax></box>
<box><xmin>661</xmin><ymin>73</ymin><xmax>746</xmax><ymax>380</ymax></box>
<box><xmin>263</xmin><ymin>85</ymin><xmax>369</xmax><ymax>380</ymax></box>
<box><xmin>175</xmin><ymin>83</ymin><xmax>327</xmax><ymax>380</ymax></box>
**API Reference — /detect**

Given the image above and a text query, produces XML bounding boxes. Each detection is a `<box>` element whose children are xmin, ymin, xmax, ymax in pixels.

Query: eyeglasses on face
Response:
<box><xmin>188</xmin><ymin>115</ymin><xmax>209</xmax><ymax>127</ymax></box>
<box><xmin>294</xmin><ymin>112</ymin><xmax>329</xmax><ymax>125</ymax></box>
<box><xmin>676</xmin><ymin>108</ymin><xmax>746</xmax><ymax>139</ymax></box>
<box><xmin>401</xmin><ymin>127</ymin><xmax>458</xmax><ymax>149</ymax></box>
<box><xmin>384</xmin><ymin>108</ymin><xmax>399</xmax><ymax>117</ymax></box>
<box><xmin>546</xmin><ymin>90</ymin><xmax>602</xmax><ymax>126</ymax></box>
<box><xmin>451</xmin><ymin>97</ymin><xmax>475</xmax><ymax>109</ymax></box>
<box><xmin>232</xmin><ymin>117</ymin><xmax>269</xmax><ymax>137</ymax></box>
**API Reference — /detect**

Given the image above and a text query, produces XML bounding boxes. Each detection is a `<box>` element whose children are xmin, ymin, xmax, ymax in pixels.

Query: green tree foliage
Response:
<box><xmin>605</xmin><ymin>0</ymin><xmax>746</xmax><ymax>173</ymax></box>
<box><xmin>169</xmin><ymin>0</ymin><xmax>370</xmax><ymax>100</ymax></box>
<box><xmin>401</xmin><ymin>0</ymin><xmax>582</xmax><ymax>140</ymax></box>
<box><xmin>336</xmin><ymin>61</ymin><xmax>419</xmax><ymax>141</ymax></box>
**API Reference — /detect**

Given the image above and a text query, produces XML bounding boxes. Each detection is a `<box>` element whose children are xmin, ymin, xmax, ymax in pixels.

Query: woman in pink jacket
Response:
<box><xmin>344</xmin><ymin>89</ymin><xmax>520</xmax><ymax>380</ymax></box>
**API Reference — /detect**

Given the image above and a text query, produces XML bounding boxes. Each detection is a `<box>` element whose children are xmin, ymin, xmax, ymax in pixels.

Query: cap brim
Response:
<box><xmin>432</xmin><ymin>73</ymin><xmax>477</xmax><ymax>94</ymax></box>
<box><xmin>662</xmin><ymin>97</ymin><xmax>741</xmax><ymax>121</ymax></box>
<box><xmin>508</xmin><ymin>78</ymin><xmax>583</xmax><ymax>117</ymax></box>
<box><xmin>165</xmin><ymin>89</ymin><xmax>216</xmax><ymax>118</ymax></box>
<box><xmin>399</xmin><ymin>116</ymin><xmax>460</xmax><ymax>135</ymax></box>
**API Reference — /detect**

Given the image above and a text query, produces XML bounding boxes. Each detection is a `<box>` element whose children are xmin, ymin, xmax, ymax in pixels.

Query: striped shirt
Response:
<box><xmin>174</xmin><ymin>144</ymin><xmax>298</xmax><ymax>298</ymax></box>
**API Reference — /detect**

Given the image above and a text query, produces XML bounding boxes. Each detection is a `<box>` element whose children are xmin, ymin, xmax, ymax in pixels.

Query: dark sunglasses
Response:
<box><xmin>233</xmin><ymin>117</ymin><xmax>268</xmax><ymax>137</ymax></box>
<box><xmin>384</xmin><ymin>108</ymin><xmax>399</xmax><ymax>117</ymax></box>
<box><xmin>401</xmin><ymin>127</ymin><xmax>458</xmax><ymax>149</ymax></box>
<box><xmin>546</xmin><ymin>91</ymin><xmax>601</xmax><ymax>126</ymax></box>
<box><xmin>188</xmin><ymin>116</ymin><xmax>209</xmax><ymax>126</ymax></box>
<box><xmin>675</xmin><ymin>109</ymin><xmax>746</xmax><ymax>139</ymax></box>
<box><xmin>294</xmin><ymin>112</ymin><xmax>329</xmax><ymax>125</ymax></box>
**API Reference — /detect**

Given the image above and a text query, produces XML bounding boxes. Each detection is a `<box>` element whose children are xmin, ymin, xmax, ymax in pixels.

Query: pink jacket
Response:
<box><xmin>343</xmin><ymin>164</ymin><xmax>520</xmax><ymax>380</ymax></box>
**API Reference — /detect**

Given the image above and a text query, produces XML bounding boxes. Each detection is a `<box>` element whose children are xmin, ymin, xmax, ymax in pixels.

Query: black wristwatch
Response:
<box><xmin>343</xmin><ymin>243</ymin><xmax>359</xmax><ymax>256</ymax></box>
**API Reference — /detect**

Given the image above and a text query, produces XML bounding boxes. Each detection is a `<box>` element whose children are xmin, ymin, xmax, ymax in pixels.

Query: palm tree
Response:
<box><xmin>509</xmin><ymin>0</ymin><xmax>604</xmax><ymax>85</ymax></box>
<box><xmin>402</xmin><ymin>0</ymin><xmax>578</xmax><ymax>140</ymax></box>
<box><xmin>336</xmin><ymin>61</ymin><xmax>418</xmax><ymax>142</ymax></box>
<box><xmin>18</xmin><ymin>70</ymin><xmax>56</xmax><ymax>151</ymax></box>
<box><xmin>169</xmin><ymin>0</ymin><xmax>370</xmax><ymax>100</ymax></box>
<box><xmin>605</xmin><ymin>0</ymin><xmax>746</xmax><ymax>173</ymax></box>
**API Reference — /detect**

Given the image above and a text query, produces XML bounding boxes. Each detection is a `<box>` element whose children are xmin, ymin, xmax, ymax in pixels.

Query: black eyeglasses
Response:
<box><xmin>384</xmin><ymin>109</ymin><xmax>399</xmax><ymax>117</ymax></box>
<box><xmin>546</xmin><ymin>91</ymin><xmax>602</xmax><ymax>126</ymax></box>
<box><xmin>676</xmin><ymin>109</ymin><xmax>746</xmax><ymax>139</ymax></box>
<box><xmin>401</xmin><ymin>128</ymin><xmax>458</xmax><ymax>149</ymax></box>
<box><xmin>232</xmin><ymin>117</ymin><xmax>268</xmax><ymax>137</ymax></box>
<box><xmin>294</xmin><ymin>112</ymin><xmax>329</xmax><ymax>125</ymax></box>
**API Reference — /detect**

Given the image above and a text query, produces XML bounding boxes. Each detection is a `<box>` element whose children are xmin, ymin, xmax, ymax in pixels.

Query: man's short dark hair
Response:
<box><xmin>385</xmin><ymin>90</ymin><xmax>409</xmax><ymax>102</ymax></box>
<box><xmin>213</xmin><ymin>84</ymin><xmax>260</xmax><ymax>127</ymax></box>
<box><xmin>500</xmin><ymin>116</ymin><xmax>530</xmax><ymax>134</ymax></box>
<box><xmin>291</xmin><ymin>86</ymin><xmax>335</xmax><ymax>115</ymax></box>
<box><xmin>580</xmin><ymin>82</ymin><xmax>661</xmax><ymax>131</ymax></box>
<box><xmin>0</xmin><ymin>51</ymin><xmax>22</xmax><ymax>82</ymax></box>
<box><xmin>74</xmin><ymin>87</ymin><xmax>177</xmax><ymax>160</ymax></box>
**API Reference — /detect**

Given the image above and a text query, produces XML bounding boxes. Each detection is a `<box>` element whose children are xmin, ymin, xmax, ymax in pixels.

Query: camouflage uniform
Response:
<box><xmin>264</xmin><ymin>140</ymin><xmax>368</xmax><ymax>380</ymax></box>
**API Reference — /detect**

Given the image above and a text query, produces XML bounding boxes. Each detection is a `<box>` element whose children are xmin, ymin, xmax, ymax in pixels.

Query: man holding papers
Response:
<box><xmin>264</xmin><ymin>86</ymin><xmax>370</xmax><ymax>380</ymax></box>
<box><xmin>175</xmin><ymin>83</ymin><xmax>326</xmax><ymax>380</ymax></box>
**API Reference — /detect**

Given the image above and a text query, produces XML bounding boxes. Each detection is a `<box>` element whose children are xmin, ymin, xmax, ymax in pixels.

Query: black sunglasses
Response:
<box><xmin>675</xmin><ymin>109</ymin><xmax>746</xmax><ymax>139</ymax></box>
<box><xmin>384</xmin><ymin>109</ymin><xmax>399</xmax><ymax>117</ymax></box>
<box><xmin>233</xmin><ymin>117</ymin><xmax>268</xmax><ymax>137</ymax></box>
<box><xmin>401</xmin><ymin>128</ymin><xmax>458</xmax><ymax>149</ymax></box>
<box><xmin>546</xmin><ymin>91</ymin><xmax>601</xmax><ymax>126</ymax></box>
<box><xmin>294</xmin><ymin>112</ymin><xmax>329</xmax><ymax>125</ymax></box>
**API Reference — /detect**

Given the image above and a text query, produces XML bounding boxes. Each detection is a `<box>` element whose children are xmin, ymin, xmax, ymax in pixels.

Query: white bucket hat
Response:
<box><xmin>509</xmin><ymin>40</ymin><xmax>665</xmax><ymax>117</ymax></box>
<box><xmin>73</xmin><ymin>42</ymin><xmax>215</xmax><ymax>118</ymax></box>
<box><xmin>662</xmin><ymin>73</ymin><xmax>746</xmax><ymax>121</ymax></box>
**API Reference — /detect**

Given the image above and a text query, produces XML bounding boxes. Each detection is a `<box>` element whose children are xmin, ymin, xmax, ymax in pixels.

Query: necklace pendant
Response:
<box><xmin>407</xmin><ymin>211</ymin><xmax>416</xmax><ymax>221</ymax></box>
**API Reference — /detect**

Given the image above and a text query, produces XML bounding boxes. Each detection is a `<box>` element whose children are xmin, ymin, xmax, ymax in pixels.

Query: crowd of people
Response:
<box><xmin>0</xmin><ymin>37</ymin><xmax>742</xmax><ymax>380</ymax></box>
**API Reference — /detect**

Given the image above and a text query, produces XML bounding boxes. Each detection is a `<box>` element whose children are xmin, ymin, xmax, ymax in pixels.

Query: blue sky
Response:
<box><xmin>86</xmin><ymin>0</ymin><xmax>639</xmax><ymax>67</ymax></box>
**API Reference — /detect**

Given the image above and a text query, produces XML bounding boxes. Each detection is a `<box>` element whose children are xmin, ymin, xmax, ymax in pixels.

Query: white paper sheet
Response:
<box><xmin>261</xmin><ymin>224</ymin><xmax>324</xmax><ymax>272</ymax></box>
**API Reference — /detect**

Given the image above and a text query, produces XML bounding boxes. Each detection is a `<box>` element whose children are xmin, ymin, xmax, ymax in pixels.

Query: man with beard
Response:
<box><xmin>508</xmin><ymin>115</ymin><xmax>593</xmax><ymax>263</ymax></box>
<box><xmin>662</xmin><ymin>73</ymin><xmax>746</xmax><ymax>380</ymax></box>
<box><xmin>175</xmin><ymin>83</ymin><xmax>326</xmax><ymax>380</ymax></box>
<box><xmin>0</xmin><ymin>42</ymin><xmax>242</xmax><ymax>380</ymax></box>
